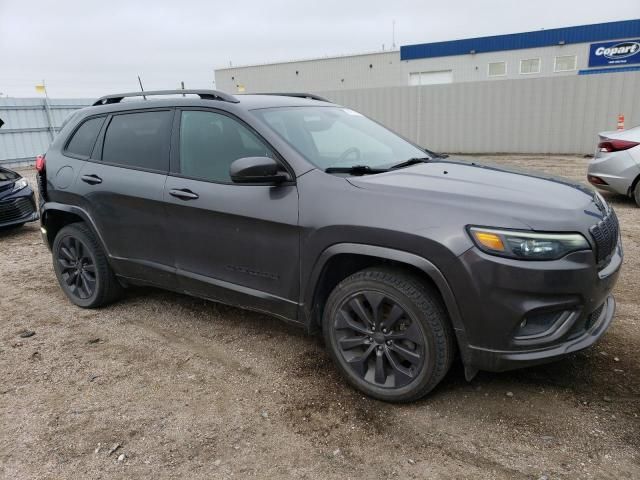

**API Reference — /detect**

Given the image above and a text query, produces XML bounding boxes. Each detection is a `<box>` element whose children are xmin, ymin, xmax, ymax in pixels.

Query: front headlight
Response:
<box><xmin>468</xmin><ymin>226</ymin><xmax>590</xmax><ymax>260</ymax></box>
<box><xmin>11</xmin><ymin>178</ymin><xmax>28</xmax><ymax>193</ymax></box>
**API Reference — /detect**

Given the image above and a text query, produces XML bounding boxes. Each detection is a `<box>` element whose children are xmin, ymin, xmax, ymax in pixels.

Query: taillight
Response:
<box><xmin>598</xmin><ymin>139</ymin><xmax>640</xmax><ymax>152</ymax></box>
<box><xmin>35</xmin><ymin>154</ymin><xmax>46</xmax><ymax>172</ymax></box>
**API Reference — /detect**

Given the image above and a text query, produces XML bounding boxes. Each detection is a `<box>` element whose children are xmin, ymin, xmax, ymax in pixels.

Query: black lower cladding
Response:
<box><xmin>0</xmin><ymin>196</ymin><xmax>36</xmax><ymax>224</ymax></box>
<box><xmin>334</xmin><ymin>290</ymin><xmax>425</xmax><ymax>388</ymax></box>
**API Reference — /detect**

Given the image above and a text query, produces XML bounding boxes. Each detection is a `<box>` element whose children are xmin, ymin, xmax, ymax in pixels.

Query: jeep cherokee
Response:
<box><xmin>36</xmin><ymin>90</ymin><xmax>622</xmax><ymax>402</ymax></box>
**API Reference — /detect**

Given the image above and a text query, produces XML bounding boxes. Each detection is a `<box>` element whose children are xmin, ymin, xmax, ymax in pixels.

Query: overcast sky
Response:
<box><xmin>1</xmin><ymin>0</ymin><xmax>638</xmax><ymax>98</ymax></box>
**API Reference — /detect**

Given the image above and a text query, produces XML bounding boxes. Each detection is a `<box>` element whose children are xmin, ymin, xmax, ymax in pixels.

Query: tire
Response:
<box><xmin>322</xmin><ymin>266</ymin><xmax>455</xmax><ymax>402</ymax></box>
<box><xmin>634</xmin><ymin>181</ymin><xmax>640</xmax><ymax>208</ymax></box>
<box><xmin>52</xmin><ymin>223</ymin><xmax>121</xmax><ymax>308</ymax></box>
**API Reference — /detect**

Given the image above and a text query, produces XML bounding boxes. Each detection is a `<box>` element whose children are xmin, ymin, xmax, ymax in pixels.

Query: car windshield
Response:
<box><xmin>252</xmin><ymin>106</ymin><xmax>428</xmax><ymax>171</ymax></box>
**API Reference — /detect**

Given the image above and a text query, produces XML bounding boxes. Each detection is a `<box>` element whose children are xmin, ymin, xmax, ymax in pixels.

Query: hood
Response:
<box><xmin>346</xmin><ymin>159</ymin><xmax>601</xmax><ymax>231</ymax></box>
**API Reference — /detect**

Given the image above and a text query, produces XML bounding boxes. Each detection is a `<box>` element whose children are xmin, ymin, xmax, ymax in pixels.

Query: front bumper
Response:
<box><xmin>452</xmin><ymin>240</ymin><xmax>622</xmax><ymax>373</ymax></box>
<box><xmin>466</xmin><ymin>294</ymin><xmax>615</xmax><ymax>372</ymax></box>
<box><xmin>0</xmin><ymin>188</ymin><xmax>39</xmax><ymax>228</ymax></box>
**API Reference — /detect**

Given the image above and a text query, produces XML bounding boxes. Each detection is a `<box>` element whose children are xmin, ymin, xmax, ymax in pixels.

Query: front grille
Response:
<box><xmin>589</xmin><ymin>209</ymin><xmax>619</xmax><ymax>268</ymax></box>
<box><xmin>0</xmin><ymin>197</ymin><xmax>35</xmax><ymax>224</ymax></box>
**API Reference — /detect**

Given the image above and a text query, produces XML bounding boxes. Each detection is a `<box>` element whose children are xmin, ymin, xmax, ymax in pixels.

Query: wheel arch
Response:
<box><xmin>629</xmin><ymin>172</ymin><xmax>640</xmax><ymax>197</ymax></box>
<box><xmin>303</xmin><ymin>244</ymin><xmax>468</xmax><ymax>348</ymax></box>
<box><xmin>41</xmin><ymin>203</ymin><xmax>109</xmax><ymax>255</ymax></box>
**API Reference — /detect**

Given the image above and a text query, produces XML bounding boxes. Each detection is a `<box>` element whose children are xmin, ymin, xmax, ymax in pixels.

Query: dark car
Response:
<box><xmin>0</xmin><ymin>165</ymin><xmax>38</xmax><ymax>229</ymax></box>
<box><xmin>36</xmin><ymin>90</ymin><xmax>622</xmax><ymax>402</ymax></box>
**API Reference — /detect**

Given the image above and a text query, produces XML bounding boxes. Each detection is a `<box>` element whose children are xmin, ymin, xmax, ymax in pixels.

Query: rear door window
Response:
<box><xmin>65</xmin><ymin>117</ymin><xmax>105</xmax><ymax>158</ymax></box>
<box><xmin>102</xmin><ymin>110</ymin><xmax>173</xmax><ymax>171</ymax></box>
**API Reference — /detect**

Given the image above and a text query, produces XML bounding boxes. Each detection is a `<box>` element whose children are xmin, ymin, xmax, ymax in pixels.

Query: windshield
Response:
<box><xmin>252</xmin><ymin>106</ymin><xmax>428</xmax><ymax>170</ymax></box>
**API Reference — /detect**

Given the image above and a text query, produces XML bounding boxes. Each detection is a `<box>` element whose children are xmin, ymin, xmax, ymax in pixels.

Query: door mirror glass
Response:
<box><xmin>230</xmin><ymin>157</ymin><xmax>288</xmax><ymax>184</ymax></box>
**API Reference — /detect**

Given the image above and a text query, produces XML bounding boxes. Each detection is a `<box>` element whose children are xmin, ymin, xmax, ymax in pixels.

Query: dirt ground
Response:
<box><xmin>1</xmin><ymin>155</ymin><xmax>638</xmax><ymax>479</ymax></box>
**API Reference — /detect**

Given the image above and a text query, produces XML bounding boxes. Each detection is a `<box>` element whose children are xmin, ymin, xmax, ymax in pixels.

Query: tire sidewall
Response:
<box><xmin>323</xmin><ymin>277</ymin><xmax>440</xmax><ymax>401</ymax></box>
<box><xmin>52</xmin><ymin>226</ymin><xmax>102</xmax><ymax>308</ymax></box>
<box><xmin>634</xmin><ymin>182</ymin><xmax>640</xmax><ymax>207</ymax></box>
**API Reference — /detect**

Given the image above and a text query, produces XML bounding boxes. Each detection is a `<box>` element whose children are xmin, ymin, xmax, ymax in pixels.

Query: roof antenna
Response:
<box><xmin>137</xmin><ymin>75</ymin><xmax>147</xmax><ymax>100</ymax></box>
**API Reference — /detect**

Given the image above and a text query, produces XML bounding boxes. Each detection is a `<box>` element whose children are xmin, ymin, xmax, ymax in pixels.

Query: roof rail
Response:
<box><xmin>251</xmin><ymin>92</ymin><xmax>330</xmax><ymax>102</ymax></box>
<box><xmin>92</xmin><ymin>89</ymin><xmax>239</xmax><ymax>106</ymax></box>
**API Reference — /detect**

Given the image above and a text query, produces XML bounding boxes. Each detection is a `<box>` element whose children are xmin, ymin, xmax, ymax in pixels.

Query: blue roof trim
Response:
<box><xmin>578</xmin><ymin>65</ymin><xmax>640</xmax><ymax>75</ymax></box>
<box><xmin>401</xmin><ymin>20</ymin><xmax>640</xmax><ymax>61</ymax></box>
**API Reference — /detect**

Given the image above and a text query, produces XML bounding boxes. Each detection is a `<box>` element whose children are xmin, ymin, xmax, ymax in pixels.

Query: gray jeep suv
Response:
<box><xmin>37</xmin><ymin>90</ymin><xmax>622</xmax><ymax>402</ymax></box>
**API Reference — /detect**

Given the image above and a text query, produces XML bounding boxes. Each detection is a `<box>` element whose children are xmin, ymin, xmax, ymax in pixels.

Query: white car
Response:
<box><xmin>588</xmin><ymin>126</ymin><xmax>640</xmax><ymax>207</ymax></box>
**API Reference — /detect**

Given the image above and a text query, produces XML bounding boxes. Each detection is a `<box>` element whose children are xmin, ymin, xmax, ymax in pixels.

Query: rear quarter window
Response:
<box><xmin>65</xmin><ymin>117</ymin><xmax>105</xmax><ymax>158</ymax></box>
<box><xmin>101</xmin><ymin>110</ymin><xmax>173</xmax><ymax>171</ymax></box>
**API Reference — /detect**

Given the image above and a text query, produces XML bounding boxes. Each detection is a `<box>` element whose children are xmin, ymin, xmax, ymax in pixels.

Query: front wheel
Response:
<box><xmin>322</xmin><ymin>267</ymin><xmax>455</xmax><ymax>402</ymax></box>
<box><xmin>52</xmin><ymin>223</ymin><xmax>121</xmax><ymax>308</ymax></box>
<box><xmin>634</xmin><ymin>181</ymin><xmax>640</xmax><ymax>208</ymax></box>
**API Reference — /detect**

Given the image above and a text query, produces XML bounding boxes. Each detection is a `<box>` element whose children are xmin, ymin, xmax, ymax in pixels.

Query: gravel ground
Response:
<box><xmin>1</xmin><ymin>155</ymin><xmax>638</xmax><ymax>479</ymax></box>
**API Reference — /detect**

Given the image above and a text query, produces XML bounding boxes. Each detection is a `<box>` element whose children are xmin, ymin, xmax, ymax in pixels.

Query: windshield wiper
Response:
<box><xmin>389</xmin><ymin>157</ymin><xmax>430</xmax><ymax>170</ymax></box>
<box><xmin>325</xmin><ymin>165</ymin><xmax>389</xmax><ymax>175</ymax></box>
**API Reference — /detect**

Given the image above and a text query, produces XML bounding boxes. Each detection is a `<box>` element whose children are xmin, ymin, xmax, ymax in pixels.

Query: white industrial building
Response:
<box><xmin>213</xmin><ymin>19</ymin><xmax>640</xmax><ymax>155</ymax></box>
<box><xmin>215</xmin><ymin>20</ymin><xmax>640</xmax><ymax>92</ymax></box>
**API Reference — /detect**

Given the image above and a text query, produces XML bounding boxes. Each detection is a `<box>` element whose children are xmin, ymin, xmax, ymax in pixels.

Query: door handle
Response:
<box><xmin>169</xmin><ymin>188</ymin><xmax>199</xmax><ymax>200</ymax></box>
<box><xmin>81</xmin><ymin>174</ymin><xmax>102</xmax><ymax>185</ymax></box>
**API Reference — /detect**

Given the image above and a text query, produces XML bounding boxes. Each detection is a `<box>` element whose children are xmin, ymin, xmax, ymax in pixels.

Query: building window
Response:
<box><xmin>554</xmin><ymin>55</ymin><xmax>577</xmax><ymax>72</ymax></box>
<box><xmin>408</xmin><ymin>70</ymin><xmax>453</xmax><ymax>86</ymax></box>
<box><xmin>488</xmin><ymin>62</ymin><xmax>506</xmax><ymax>77</ymax></box>
<box><xmin>519</xmin><ymin>58</ymin><xmax>541</xmax><ymax>74</ymax></box>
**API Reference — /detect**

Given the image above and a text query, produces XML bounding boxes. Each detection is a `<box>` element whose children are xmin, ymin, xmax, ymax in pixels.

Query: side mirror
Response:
<box><xmin>230</xmin><ymin>157</ymin><xmax>289</xmax><ymax>184</ymax></box>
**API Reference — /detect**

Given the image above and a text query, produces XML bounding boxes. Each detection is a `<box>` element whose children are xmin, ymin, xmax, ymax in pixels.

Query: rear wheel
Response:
<box><xmin>634</xmin><ymin>181</ymin><xmax>640</xmax><ymax>207</ymax></box>
<box><xmin>322</xmin><ymin>267</ymin><xmax>455</xmax><ymax>402</ymax></box>
<box><xmin>52</xmin><ymin>223</ymin><xmax>121</xmax><ymax>308</ymax></box>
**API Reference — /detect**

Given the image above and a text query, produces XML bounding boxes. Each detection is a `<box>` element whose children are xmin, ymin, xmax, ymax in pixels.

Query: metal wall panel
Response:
<box><xmin>318</xmin><ymin>72</ymin><xmax>640</xmax><ymax>154</ymax></box>
<box><xmin>0</xmin><ymin>98</ymin><xmax>91</xmax><ymax>166</ymax></box>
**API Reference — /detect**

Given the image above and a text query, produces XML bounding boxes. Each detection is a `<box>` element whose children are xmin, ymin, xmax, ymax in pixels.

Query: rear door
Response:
<box><xmin>75</xmin><ymin>109</ymin><xmax>176</xmax><ymax>287</ymax></box>
<box><xmin>164</xmin><ymin>108</ymin><xmax>300</xmax><ymax>319</ymax></box>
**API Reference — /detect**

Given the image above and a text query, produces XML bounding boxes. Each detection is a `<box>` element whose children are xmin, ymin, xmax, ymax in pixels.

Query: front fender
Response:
<box><xmin>302</xmin><ymin>243</ymin><xmax>469</xmax><ymax>357</ymax></box>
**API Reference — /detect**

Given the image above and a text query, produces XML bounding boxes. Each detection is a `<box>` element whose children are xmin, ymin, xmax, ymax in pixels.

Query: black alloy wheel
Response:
<box><xmin>52</xmin><ymin>223</ymin><xmax>122</xmax><ymax>308</ymax></box>
<box><xmin>57</xmin><ymin>235</ymin><xmax>97</xmax><ymax>299</ymax></box>
<box><xmin>323</xmin><ymin>267</ymin><xmax>455</xmax><ymax>402</ymax></box>
<box><xmin>334</xmin><ymin>290</ymin><xmax>425</xmax><ymax>388</ymax></box>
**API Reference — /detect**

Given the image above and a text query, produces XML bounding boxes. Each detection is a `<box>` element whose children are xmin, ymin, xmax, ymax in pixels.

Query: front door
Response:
<box><xmin>164</xmin><ymin>109</ymin><xmax>300</xmax><ymax>320</ymax></box>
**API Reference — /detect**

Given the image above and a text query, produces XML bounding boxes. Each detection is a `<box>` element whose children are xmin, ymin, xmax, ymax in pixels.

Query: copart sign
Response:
<box><xmin>589</xmin><ymin>39</ymin><xmax>640</xmax><ymax>67</ymax></box>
